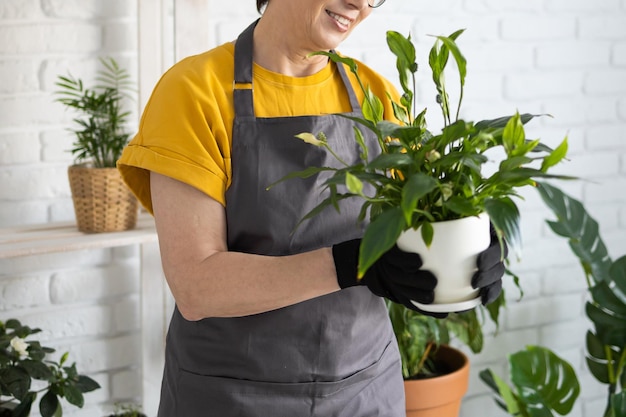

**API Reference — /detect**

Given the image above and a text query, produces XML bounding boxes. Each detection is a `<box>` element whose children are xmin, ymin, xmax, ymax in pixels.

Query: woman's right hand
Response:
<box><xmin>332</xmin><ymin>239</ymin><xmax>446</xmax><ymax>318</ymax></box>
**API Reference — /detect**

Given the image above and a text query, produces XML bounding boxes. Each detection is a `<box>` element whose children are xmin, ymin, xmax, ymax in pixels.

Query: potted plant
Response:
<box><xmin>271</xmin><ymin>29</ymin><xmax>573</xmax><ymax>313</ymax></box>
<box><xmin>0</xmin><ymin>319</ymin><xmax>100</xmax><ymax>417</ymax></box>
<box><xmin>388</xmin><ymin>302</ymin><xmax>475</xmax><ymax>416</ymax></box>
<box><xmin>104</xmin><ymin>403</ymin><xmax>147</xmax><ymax>417</ymax></box>
<box><xmin>55</xmin><ymin>57</ymin><xmax>138</xmax><ymax>233</ymax></box>
<box><xmin>480</xmin><ymin>183</ymin><xmax>626</xmax><ymax>417</ymax></box>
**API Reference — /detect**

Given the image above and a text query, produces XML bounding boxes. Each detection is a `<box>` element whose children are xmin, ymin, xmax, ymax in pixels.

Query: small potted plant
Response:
<box><xmin>0</xmin><ymin>319</ymin><xmax>100</xmax><ymax>417</ymax></box>
<box><xmin>105</xmin><ymin>403</ymin><xmax>147</xmax><ymax>417</ymax></box>
<box><xmin>272</xmin><ymin>29</ymin><xmax>574</xmax><ymax>313</ymax></box>
<box><xmin>55</xmin><ymin>57</ymin><xmax>138</xmax><ymax>233</ymax></box>
<box><xmin>388</xmin><ymin>302</ymin><xmax>474</xmax><ymax>416</ymax></box>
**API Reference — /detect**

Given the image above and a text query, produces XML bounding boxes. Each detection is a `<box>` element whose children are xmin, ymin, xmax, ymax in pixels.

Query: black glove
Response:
<box><xmin>332</xmin><ymin>239</ymin><xmax>445</xmax><ymax>318</ymax></box>
<box><xmin>472</xmin><ymin>226</ymin><xmax>508</xmax><ymax>305</ymax></box>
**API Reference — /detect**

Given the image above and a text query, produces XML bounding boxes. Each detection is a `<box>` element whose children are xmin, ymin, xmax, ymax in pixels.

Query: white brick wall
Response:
<box><xmin>0</xmin><ymin>0</ymin><xmax>141</xmax><ymax>416</ymax></box>
<box><xmin>0</xmin><ymin>1</ymin><xmax>625</xmax><ymax>417</ymax></box>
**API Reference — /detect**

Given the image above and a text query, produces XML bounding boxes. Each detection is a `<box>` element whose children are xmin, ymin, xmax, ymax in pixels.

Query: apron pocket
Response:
<box><xmin>175</xmin><ymin>339</ymin><xmax>403</xmax><ymax>417</ymax></box>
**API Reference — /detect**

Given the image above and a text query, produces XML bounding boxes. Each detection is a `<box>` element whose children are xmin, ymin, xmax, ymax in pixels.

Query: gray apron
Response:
<box><xmin>157</xmin><ymin>20</ymin><xmax>404</xmax><ymax>417</ymax></box>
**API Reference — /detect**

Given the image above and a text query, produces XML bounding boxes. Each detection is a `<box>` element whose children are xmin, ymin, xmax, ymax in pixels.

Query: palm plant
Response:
<box><xmin>55</xmin><ymin>57</ymin><xmax>134</xmax><ymax>168</ymax></box>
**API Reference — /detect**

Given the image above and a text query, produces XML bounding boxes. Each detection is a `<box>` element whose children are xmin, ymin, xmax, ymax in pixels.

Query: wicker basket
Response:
<box><xmin>68</xmin><ymin>164</ymin><xmax>138</xmax><ymax>233</ymax></box>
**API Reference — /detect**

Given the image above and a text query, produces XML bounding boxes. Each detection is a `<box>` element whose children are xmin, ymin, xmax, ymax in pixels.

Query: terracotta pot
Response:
<box><xmin>404</xmin><ymin>345</ymin><xmax>470</xmax><ymax>417</ymax></box>
<box><xmin>396</xmin><ymin>214</ymin><xmax>490</xmax><ymax>313</ymax></box>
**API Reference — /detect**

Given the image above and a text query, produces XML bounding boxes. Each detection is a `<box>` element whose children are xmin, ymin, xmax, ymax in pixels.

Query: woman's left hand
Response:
<box><xmin>472</xmin><ymin>230</ymin><xmax>508</xmax><ymax>305</ymax></box>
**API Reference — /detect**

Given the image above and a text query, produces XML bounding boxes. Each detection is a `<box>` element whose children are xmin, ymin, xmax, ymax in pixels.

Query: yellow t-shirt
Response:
<box><xmin>117</xmin><ymin>41</ymin><xmax>399</xmax><ymax>213</ymax></box>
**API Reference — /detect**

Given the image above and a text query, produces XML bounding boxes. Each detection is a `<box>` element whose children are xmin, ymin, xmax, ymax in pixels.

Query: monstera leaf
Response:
<box><xmin>537</xmin><ymin>182</ymin><xmax>626</xmax><ymax>416</ymax></box>
<box><xmin>480</xmin><ymin>346</ymin><xmax>580</xmax><ymax>416</ymax></box>
<box><xmin>536</xmin><ymin>182</ymin><xmax>612</xmax><ymax>284</ymax></box>
<box><xmin>610</xmin><ymin>392</ymin><xmax>626</xmax><ymax>417</ymax></box>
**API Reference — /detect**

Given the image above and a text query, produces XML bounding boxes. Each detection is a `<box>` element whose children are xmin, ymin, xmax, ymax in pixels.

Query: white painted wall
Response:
<box><xmin>1</xmin><ymin>1</ymin><xmax>625</xmax><ymax>416</ymax></box>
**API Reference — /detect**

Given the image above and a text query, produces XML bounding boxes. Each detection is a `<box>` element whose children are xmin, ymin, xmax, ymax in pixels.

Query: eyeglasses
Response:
<box><xmin>368</xmin><ymin>0</ymin><xmax>386</xmax><ymax>8</ymax></box>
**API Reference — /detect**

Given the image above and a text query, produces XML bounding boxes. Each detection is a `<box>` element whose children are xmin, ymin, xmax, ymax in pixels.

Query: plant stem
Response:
<box><xmin>417</xmin><ymin>341</ymin><xmax>434</xmax><ymax>375</ymax></box>
<box><xmin>324</xmin><ymin>144</ymin><xmax>349</xmax><ymax>167</ymax></box>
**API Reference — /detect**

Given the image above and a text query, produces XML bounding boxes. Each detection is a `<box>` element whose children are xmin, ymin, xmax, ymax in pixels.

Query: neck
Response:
<box><xmin>252</xmin><ymin>15</ymin><xmax>329</xmax><ymax>77</ymax></box>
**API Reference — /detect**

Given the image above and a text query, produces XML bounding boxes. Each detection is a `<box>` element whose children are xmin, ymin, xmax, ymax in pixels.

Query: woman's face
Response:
<box><xmin>276</xmin><ymin>0</ymin><xmax>373</xmax><ymax>52</ymax></box>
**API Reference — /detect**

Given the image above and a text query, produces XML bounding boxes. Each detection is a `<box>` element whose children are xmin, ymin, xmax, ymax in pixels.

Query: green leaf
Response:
<box><xmin>75</xmin><ymin>375</ymin><xmax>101</xmax><ymax>393</ymax></box>
<box><xmin>353</xmin><ymin>126</ymin><xmax>368</xmax><ymax>161</ymax></box>
<box><xmin>386</xmin><ymin>31</ymin><xmax>417</xmax><ymax>98</ymax></box>
<box><xmin>509</xmin><ymin>346</ymin><xmax>580</xmax><ymax>416</ymax></box>
<box><xmin>589</xmin><ymin>282</ymin><xmax>626</xmax><ymax>323</ymax></box>
<box><xmin>475</xmin><ymin>113</ymin><xmax>539</xmax><ymax>130</ymax></box>
<box><xmin>502</xmin><ymin>113</ymin><xmax>526</xmax><ymax>155</ymax></box>
<box><xmin>386</xmin><ymin>31</ymin><xmax>416</xmax><ymax>70</ymax></box>
<box><xmin>446</xmin><ymin>310</ymin><xmax>483</xmax><ymax>353</ymax></box>
<box><xmin>311</xmin><ymin>51</ymin><xmax>358</xmax><ymax>73</ymax></box>
<box><xmin>483</xmin><ymin>197</ymin><xmax>522</xmax><ymax>259</ymax></box>
<box><xmin>367</xmin><ymin>152</ymin><xmax>414</xmax><ymax>171</ymax></box>
<box><xmin>39</xmin><ymin>390</ymin><xmax>60</xmax><ymax>417</ymax></box>
<box><xmin>358</xmin><ymin>207</ymin><xmax>406</xmax><ymax>277</ymax></box>
<box><xmin>610</xmin><ymin>255</ymin><xmax>626</xmax><ymax>295</ymax></box>
<box><xmin>401</xmin><ymin>174</ymin><xmax>438</xmax><ymax>225</ymax></box>
<box><xmin>485</xmin><ymin>289</ymin><xmax>506</xmax><ymax>332</ymax></box>
<box><xmin>362</xmin><ymin>86</ymin><xmax>384</xmax><ymax>124</ymax></box>
<box><xmin>21</xmin><ymin>359</ymin><xmax>53</xmax><ymax>380</ymax></box>
<box><xmin>444</xmin><ymin>196</ymin><xmax>480</xmax><ymax>217</ymax></box>
<box><xmin>63</xmin><ymin>384</ymin><xmax>85</xmax><ymax>407</ymax></box>
<box><xmin>12</xmin><ymin>392</ymin><xmax>36</xmax><ymax>417</ymax></box>
<box><xmin>585</xmin><ymin>330</ymin><xmax>606</xmax><ymax>359</ymax></box>
<box><xmin>611</xmin><ymin>392</ymin><xmax>626</xmax><ymax>417</ymax></box>
<box><xmin>266</xmin><ymin>166</ymin><xmax>335</xmax><ymax>190</ymax></box>
<box><xmin>585</xmin><ymin>355</ymin><xmax>610</xmax><ymax>384</ymax></box>
<box><xmin>1</xmin><ymin>366</ymin><xmax>31</xmax><ymax>400</ymax></box>
<box><xmin>420</xmin><ymin>221</ymin><xmax>434</xmax><ymax>248</ymax></box>
<box><xmin>345</xmin><ymin>172</ymin><xmax>364</xmax><ymax>196</ymax></box>
<box><xmin>540</xmin><ymin>137</ymin><xmax>568</xmax><ymax>172</ymax></box>
<box><xmin>480</xmin><ymin>369</ymin><xmax>524</xmax><ymax>415</ymax></box>
<box><xmin>536</xmin><ymin>182</ymin><xmax>612</xmax><ymax>284</ymax></box>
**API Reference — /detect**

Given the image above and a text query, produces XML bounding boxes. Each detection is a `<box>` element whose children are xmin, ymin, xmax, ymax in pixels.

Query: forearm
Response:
<box><xmin>165</xmin><ymin>246</ymin><xmax>340</xmax><ymax>320</ymax></box>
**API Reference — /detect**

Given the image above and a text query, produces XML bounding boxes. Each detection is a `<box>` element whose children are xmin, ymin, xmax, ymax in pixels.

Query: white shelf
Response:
<box><xmin>0</xmin><ymin>214</ymin><xmax>168</xmax><ymax>416</ymax></box>
<box><xmin>0</xmin><ymin>215</ymin><xmax>158</xmax><ymax>259</ymax></box>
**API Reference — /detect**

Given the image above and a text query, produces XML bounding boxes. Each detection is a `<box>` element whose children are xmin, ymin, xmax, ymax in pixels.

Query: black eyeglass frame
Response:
<box><xmin>368</xmin><ymin>0</ymin><xmax>386</xmax><ymax>8</ymax></box>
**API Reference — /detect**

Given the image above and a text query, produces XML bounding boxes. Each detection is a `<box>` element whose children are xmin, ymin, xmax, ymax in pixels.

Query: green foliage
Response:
<box><xmin>537</xmin><ymin>182</ymin><xmax>626</xmax><ymax>417</ymax></box>
<box><xmin>0</xmin><ymin>319</ymin><xmax>100</xmax><ymax>417</ymax></box>
<box><xmin>479</xmin><ymin>346</ymin><xmax>580</xmax><ymax>417</ymax></box>
<box><xmin>387</xmin><ymin>295</ymin><xmax>500</xmax><ymax>379</ymax></box>
<box><xmin>270</xmin><ymin>30</ymin><xmax>574</xmax><ymax>278</ymax></box>
<box><xmin>106</xmin><ymin>403</ymin><xmax>147</xmax><ymax>417</ymax></box>
<box><xmin>55</xmin><ymin>57</ymin><xmax>134</xmax><ymax>168</ymax></box>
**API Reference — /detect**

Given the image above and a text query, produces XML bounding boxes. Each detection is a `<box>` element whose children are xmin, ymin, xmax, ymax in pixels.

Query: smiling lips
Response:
<box><xmin>327</xmin><ymin>10</ymin><xmax>352</xmax><ymax>29</ymax></box>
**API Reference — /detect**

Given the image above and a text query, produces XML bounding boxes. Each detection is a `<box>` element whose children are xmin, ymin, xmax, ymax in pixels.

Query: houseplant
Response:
<box><xmin>105</xmin><ymin>403</ymin><xmax>147</xmax><ymax>417</ymax></box>
<box><xmin>388</xmin><ymin>302</ymin><xmax>476</xmax><ymax>416</ymax></box>
<box><xmin>480</xmin><ymin>183</ymin><xmax>626</xmax><ymax>417</ymax></box>
<box><xmin>55</xmin><ymin>57</ymin><xmax>138</xmax><ymax>233</ymax></box>
<box><xmin>272</xmin><ymin>29</ymin><xmax>573</xmax><ymax>311</ymax></box>
<box><xmin>388</xmin><ymin>274</ymin><xmax>514</xmax><ymax>416</ymax></box>
<box><xmin>479</xmin><ymin>345</ymin><xmax>581</xmax><ymax>417</ymax></box>
<box><xmin>0</xmin><ymin>319</ymin><xmax>100</xmax><ymax>417</ymax></box>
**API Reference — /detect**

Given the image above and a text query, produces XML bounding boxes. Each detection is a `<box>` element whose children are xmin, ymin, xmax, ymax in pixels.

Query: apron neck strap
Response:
<box><xmin>233</xmin><ymin>18</ymin><xmax>362</xmax><ymax>118</ymax></box>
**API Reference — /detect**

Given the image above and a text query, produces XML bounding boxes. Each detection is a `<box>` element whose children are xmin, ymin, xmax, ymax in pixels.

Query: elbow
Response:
<box><xmin>176</xmin><ymin>302</ymin><xmax>205</xmax><ymax>322</ymax></box>
<box><xmin>163</xmin><ymin>267</ymin><xmax>214</xmax><ymax>321</ymax></box>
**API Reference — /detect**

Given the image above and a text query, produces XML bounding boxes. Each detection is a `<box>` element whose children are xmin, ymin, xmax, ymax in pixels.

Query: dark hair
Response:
<box><xmin>257</xmin><ymin>0</ymin><xmax>268</xmax><ymax>13</ymax></box>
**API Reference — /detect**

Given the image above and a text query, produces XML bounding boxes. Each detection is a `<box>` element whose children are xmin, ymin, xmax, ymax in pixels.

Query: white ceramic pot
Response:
<box><xmin>396</xmin><ymin>213</ymin><xmax>491</xmax><ymax>313</ymax></box>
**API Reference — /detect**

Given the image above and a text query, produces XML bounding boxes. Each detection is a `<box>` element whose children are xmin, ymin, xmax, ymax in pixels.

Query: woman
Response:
<box><xmin>118</xmin><ymin>0</ymin><xmax>505</xmax><ymax>415</ymax></box>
